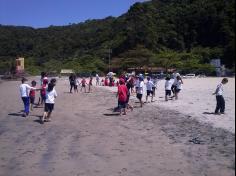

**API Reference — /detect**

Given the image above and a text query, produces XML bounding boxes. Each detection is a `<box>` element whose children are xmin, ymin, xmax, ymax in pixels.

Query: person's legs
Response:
<box><xmin>220</xmin><ymin>96</ymin><xmax>225</xmax><ymax>113</ymax></box>
<box><xmin>70</xmin><ymin>84</ymin><xmax>73</xmax><ymax>93</ymax></box>
<box><xmin>215</xmin><ymin>96</ymin><xmax>221</xmax><ymax>114</ymax></box>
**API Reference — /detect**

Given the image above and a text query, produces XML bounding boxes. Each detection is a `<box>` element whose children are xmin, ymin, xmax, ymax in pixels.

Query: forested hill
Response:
<box><xmin>0</xmin><ymin>0</ymin><xmax>235</xmax><ymax>74</ymax></box>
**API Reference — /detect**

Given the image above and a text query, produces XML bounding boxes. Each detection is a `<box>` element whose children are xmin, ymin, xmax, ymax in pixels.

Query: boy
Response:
<box><xmin>20</xmin><ymin>78</ymin><xmax>38</xmax><ymax>117</ymax></box>
<box><xmin>213</xmin><ymin>78</ymin><xmax>229</xmax><ymax>115</ymax></box>
<box><xmin>136</xmin><ymin>76</ymin><xmax>144</xmax><ymax>107</ymax></box>
<box><xmin>29</xmin><ymin>80</ymin><xmax>37</xmax><ymax>111</ymax></box>
<box><xmin>117</xmin><ymin>78</ymin><xmax>128</xmax><ymax>115</ymax></box>
<box><xmin>146</xmin><ymin>77</ymin><xmax>155</xmax><ymax>103</ymax></box>
<box><xmin>165</xmin><ymin>76</ymin><xmax>173</xmax><ymax>101</ymax></box>
<box><xmin>88</xmin><ymin>77</ymin><xmax>93</xmax><ymax>92</ymax></box>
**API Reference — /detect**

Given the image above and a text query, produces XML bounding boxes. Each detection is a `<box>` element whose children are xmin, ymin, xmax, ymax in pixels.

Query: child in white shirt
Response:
<box><xmin>213</xmin><ymin>78</ymin><xmax>228</xmax><ymax>115</ymax></box>
<box><xmin>146</xmin><ymin>77</ymin><xmax>155</xmax><ymax>102</ymax></box>
<box><xmin>165</xmin><ymin>76</ymin><xmax>173</xmax><ymax>101</ymax></box>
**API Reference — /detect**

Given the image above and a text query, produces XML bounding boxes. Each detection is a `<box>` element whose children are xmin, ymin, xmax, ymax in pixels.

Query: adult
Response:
<box><xmin>69</xmin><ymin>74</ymin><xmax>76</xmax><ymax>93</ymax></box>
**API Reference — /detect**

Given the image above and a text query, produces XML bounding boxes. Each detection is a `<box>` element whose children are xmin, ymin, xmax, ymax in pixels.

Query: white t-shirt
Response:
<box><xmin>46</xmin><ymin>89</ymin><xmax>57</xmax><ymax>104</ymax></box>
<box><xmin>135</xmin><ymin>79</ymin><xmax>140</xmax><ymax>88</ymax></box>
<box><xmin>20</xmin><ymin>83</ymin><xmax>34</xmax><ymax>97</ymax></box>
<box><xmin>215</xmin><ymin>83</ymin><xmax>224</xmax><ymax>96</ymax></box>
<box><xmin>165</xmin><ymin>80</ymin><xmax>172</xmax><ymax>90</ymax></box>
<box><xmin>75</xmin><ymin>79</ymin><xmax>79</xmax><ymax>86</ymax></box>
<box><xmin>176</xmin><ymin>80</ymin><xmax>183</xmax><ymax>90</ymax></box>
<box><xmin>137</xmin><ymin>81</ymin><xmax>144</xmax><ymax>94</ymax></box>
<box><xmin>146</xmin><ymin>80</ymin><xmax>154</xmax><ymax>91</ymax></box>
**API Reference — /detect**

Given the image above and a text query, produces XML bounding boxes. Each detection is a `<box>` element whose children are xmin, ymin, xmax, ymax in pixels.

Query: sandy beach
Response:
<box><xmin>0</xmin><ymin>77</ymin><xmax>235</xmax><ymax>176</ymax></box>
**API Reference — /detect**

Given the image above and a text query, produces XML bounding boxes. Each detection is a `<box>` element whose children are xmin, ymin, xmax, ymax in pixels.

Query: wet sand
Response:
<box><xmin>0</xmin><ymin>78</ymin><xmax>235</xmax><ymax>176</ymax></box>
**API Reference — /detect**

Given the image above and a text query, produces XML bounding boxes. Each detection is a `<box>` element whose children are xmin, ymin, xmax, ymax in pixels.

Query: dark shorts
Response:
<box><xmin>118</xmin><ymin>101</ymin><xmax>127</xmax><ymax>109</ymax></box>
<box><xmin>30</xmin><ymin>96</ymin><xmax>35</xmax><ymax>104</ymax></box>
<box><xmin>166</xmin><ymin>90</ymin><xmax>171</xmax><ymax>96</ymax></box>
<box><xmin>74</xmin><ymin>85</ymin><xmax>78</xmax><ymax>89</ymax></box>
<box><xmin>175</xmin><ymin>89</ymin><xmax>181</xmax><ymax>93</ymax></box>
<box><xmin>137</xmin><ymin>93</ymin><xmax>143</xmax><ymax>100</ymax></box>
<box><xmin>82</xmin><ymin>84</ymin><xmax>86</xmax><ymax>87</ymax></box>
<box><xmin>41</xmin><ymin>94</ymin><xmax>46</xmax><ymax>102</ymax></box>
<box><xmin>147</xmin><ymin>90</ymin><xmax>153</xmax><ymax>96</ymax></box>
<box><xmin>44</xmin><ymin>103</ymin><xmax>54</xmax><ymax>112</ymax></box>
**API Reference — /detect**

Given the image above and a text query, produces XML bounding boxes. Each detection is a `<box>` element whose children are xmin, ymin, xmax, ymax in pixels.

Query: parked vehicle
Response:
<box><xmin>182</xmin><ymin>74</ymin><xmax>196</xmax><ymax>79</ymax></box>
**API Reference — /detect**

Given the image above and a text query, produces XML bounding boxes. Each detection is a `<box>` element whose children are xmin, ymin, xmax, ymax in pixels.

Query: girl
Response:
<box><xmin>117</xmin><ymin>78</ymin><xmax>128</xmax><ymax>115</ymax></box>
<box><xmin>41</xmin><ymin>82</ymin><xmax>57</xmax><ymax>124</ymax></box>
<box><xmin>88</xmin><ymin>77</ymin><xmax>93</xmax><ymax>92</ymax></box>
<box><xmin>40</xmin><ymin>79</ymin><xmax>48</xmax><ymax>105</ymax></box>
<box><xmin>80</xmin><ymin>78</ymin><xmax>88</xmax><ymax>93</ymax></box>
<box><xmin>174</xmin><ymin>76</ymin><xmax>183</xmax><ymax>100</ymax></box>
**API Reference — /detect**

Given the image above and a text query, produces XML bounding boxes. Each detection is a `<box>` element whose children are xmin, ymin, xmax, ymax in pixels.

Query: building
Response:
<box><xmin>60</xmin><ymin>69</ymin><xmax>74</xmax><ymax>76</ymax></box>
<box><xmin>16</xmin><ymin>57</ymin><xmax>24</xmax><ymax>74</ymax></box>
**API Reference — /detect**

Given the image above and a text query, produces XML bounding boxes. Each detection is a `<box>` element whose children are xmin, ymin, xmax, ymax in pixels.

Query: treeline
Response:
<box><xmin>0</xmin><ymin>0</ymin><xmax>235</xmax><ymax>75</ymax></box>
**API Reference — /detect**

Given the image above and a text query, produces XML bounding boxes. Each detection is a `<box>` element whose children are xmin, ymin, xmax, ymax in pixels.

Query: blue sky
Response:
<box><xmin>0</xmin><ymin>0</ymin><xmax>147</xmax><ymax>28</ymax></box>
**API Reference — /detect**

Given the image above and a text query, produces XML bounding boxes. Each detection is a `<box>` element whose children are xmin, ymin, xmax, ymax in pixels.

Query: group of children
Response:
<box><xmin>19</xmin><ymin>71</ymin><xmax>229</xmax><ymax>124</ymax></box>
<box><xmin>69</xmin><ymin>74</ymin><xmax>93</xmax><ymax>93</ymax></box>
<box><xmin>19</xmin><ymin>72</ymin><xmax>57</xmax><ymax>124</ymax></box>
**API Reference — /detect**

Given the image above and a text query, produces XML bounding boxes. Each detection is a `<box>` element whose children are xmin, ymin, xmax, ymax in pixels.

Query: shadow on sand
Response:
<box><xmin>203</xmin><ymin>112</ymin><xmax>216</xmax><ymax>115</ymax></box>
<box><xmin>103</xmin><ymin>113</ymin><xmax>120</xmax><ymax>116</ymax></box>
<box><xmin>8</xmin><ymin>113</ymin><xmax>23</xmax><ymax>117</ymax></box>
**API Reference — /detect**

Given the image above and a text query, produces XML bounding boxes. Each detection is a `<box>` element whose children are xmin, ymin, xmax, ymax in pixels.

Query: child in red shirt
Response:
<box><xmin>40</xmin><ymin>79</ymin><xmax>48</xmax><ymax>105</ymax></box>
<box><xmin>80</xmin><ymin>78</ymin><xmax>88</xmax><ymax>93</ymax></box>
<box><xmin>117</xmin><ymin>78</ymin><xmax>128</xmax><ymax>115</ymax></box>
<box><xmin>88</xmin><ymin>77</ymin><xmax>93</xmax><ymax>92</ymax></box>
<box><xmin>29</xmin><ymin>80</ymin><xmax>37</xmax><ymax>111</ymax></box>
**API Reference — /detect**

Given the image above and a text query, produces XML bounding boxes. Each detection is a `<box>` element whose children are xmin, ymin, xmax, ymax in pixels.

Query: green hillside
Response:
<box><xmin>0</xmin><ymin>0</ymin><xmax>235</xmax><ymax>75</ymax></box>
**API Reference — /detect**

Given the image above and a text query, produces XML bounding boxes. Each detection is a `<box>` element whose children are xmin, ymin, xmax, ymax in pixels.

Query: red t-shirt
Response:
<box><xmin>29</xmin><ymin>89</ymin><xmax>36</xmax><ymax>97</ymax></box>
<box><xmin>81</xmin><ymin>79</ymin><xmax>86</xmax><ymax>86</ymax></box>
<box><xmin>41</xmin><ymin>84</ymin><xmax>47</xmax><ymax>96</ymax></box>
<box><xmin>118</xmin><ymin>85</ymin><xmax>128</xmax><ymax>102</ymax></box>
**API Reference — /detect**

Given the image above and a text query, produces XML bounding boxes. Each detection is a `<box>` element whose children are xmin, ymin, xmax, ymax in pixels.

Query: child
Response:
<box><xmin>29</xmin><ymin>80</ymin><xmax>37</xmax><ymax>111</ymax></box>
<box><xmin>136</xmin><ymin>76</ymin><xmax>144</xmax><ymax>107</ymax></box>
<box><xmin>80</xmin><ymin>78</ymin><xmax>87</xmax><ymax>93</ymax></box>
<box><xmin>165</xmin><ymin>76</ymin><xmax>173</xmax><ymax>101</ymax></box>
<box><xmin>96</xmin><ymin>74</ymin><xmax>100</xmax><ymax>86</ymax></box>
<box><xmin>152</xmin><ymin>76</ymin><xmax>158</xmax><ymax>97</ymax></box>
<box><xmin>20</xmin><ymin>78</ymin><xmax>37</xmax><ymax>117</ymax></box>
<box><xmin>41</xmin><ymin>82</ymin><xmax>57</xmax><ymax>124</ymax></box>
<box><xmin>146</xmin><ymin>77</ymin><xmax>155</xmax><ymax>103</ymax></box>
<box><xmin>117</xmin><ymin>78</ymin><xmax>128</xmax><ymax>115</ymax></box>
<box><xmin>213</xmin><ymin>78</ymin><xmax>229</xmax><ymax>115</ymax></box>
<box><xmin>75</xmin><ymin>77</ymin><xmax>79</xmax><ymax>93</ymax></box>
<box><xmin>40</xmin><ymin>79</ymin><xmax>48</xmax><ymax>106</ymax></box>
<box><xmin>88</xmin><ymin>77</ymin><xmax>93</xmax><ymax>92</ymax></box>
<box><xmin>174</xmin><ymin>76</ymin><xmax>183</xmax><ymax>100</ymax></box>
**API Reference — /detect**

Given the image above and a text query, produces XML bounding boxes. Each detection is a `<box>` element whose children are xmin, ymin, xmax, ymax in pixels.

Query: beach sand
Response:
<box><xmin>0</xmin><ymin>77</ymin><xmax>235</xmax><ymax>176</ymax></box>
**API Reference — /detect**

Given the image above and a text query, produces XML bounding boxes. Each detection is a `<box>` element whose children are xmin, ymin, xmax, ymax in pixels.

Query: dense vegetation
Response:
<box><xmin>0</xmin><ymin>0</ymin><xmax>235</xmax><ymax>75</ymax></box>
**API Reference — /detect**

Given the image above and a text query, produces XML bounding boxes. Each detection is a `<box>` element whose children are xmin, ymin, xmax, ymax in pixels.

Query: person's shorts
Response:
<box><xmin>137</xmin><ymin>93</ymin><xmax>143</xmax><ymax>100</ymax></box>
<box><xmin>175</xmin><ymin>89</ymin><xmax>181</xmax><ymax>93</ymax></box>
<box><xmin>166</xmin><ymin>90</ymin><xmax>171</xmax><ymax>96</ymax></box>
<box><xmin>30</xmin><ymin>96</ymin><xmax>35</xmax><ymax>104</ymax></box>
<box><xmin>41</xmin><ymin>94</ymin><xmax>46</xmax><ymax>102</ymax></box>
<box><xmin>74</xmin><ymin>85</ymin><xmax>78</xmax><ymax>89</ymax></box>
<box><xmin>44</xmin><ymin>103</ymin><xmax>54</xmax><ymax>112</ymax></box>
<box><xmin>82</xmin><ymin>84</ymin><xmax>86</xmax><ymax>87</ymax></box>
<box><xmin>118</xmin><ymin>101</ymin><xmax>127</xmax><ymax>109</ymax></box>
<box><xmin>147</xmin><ymin>90</ymin><xmax>153</xmax><ymax>96</ymax></box>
